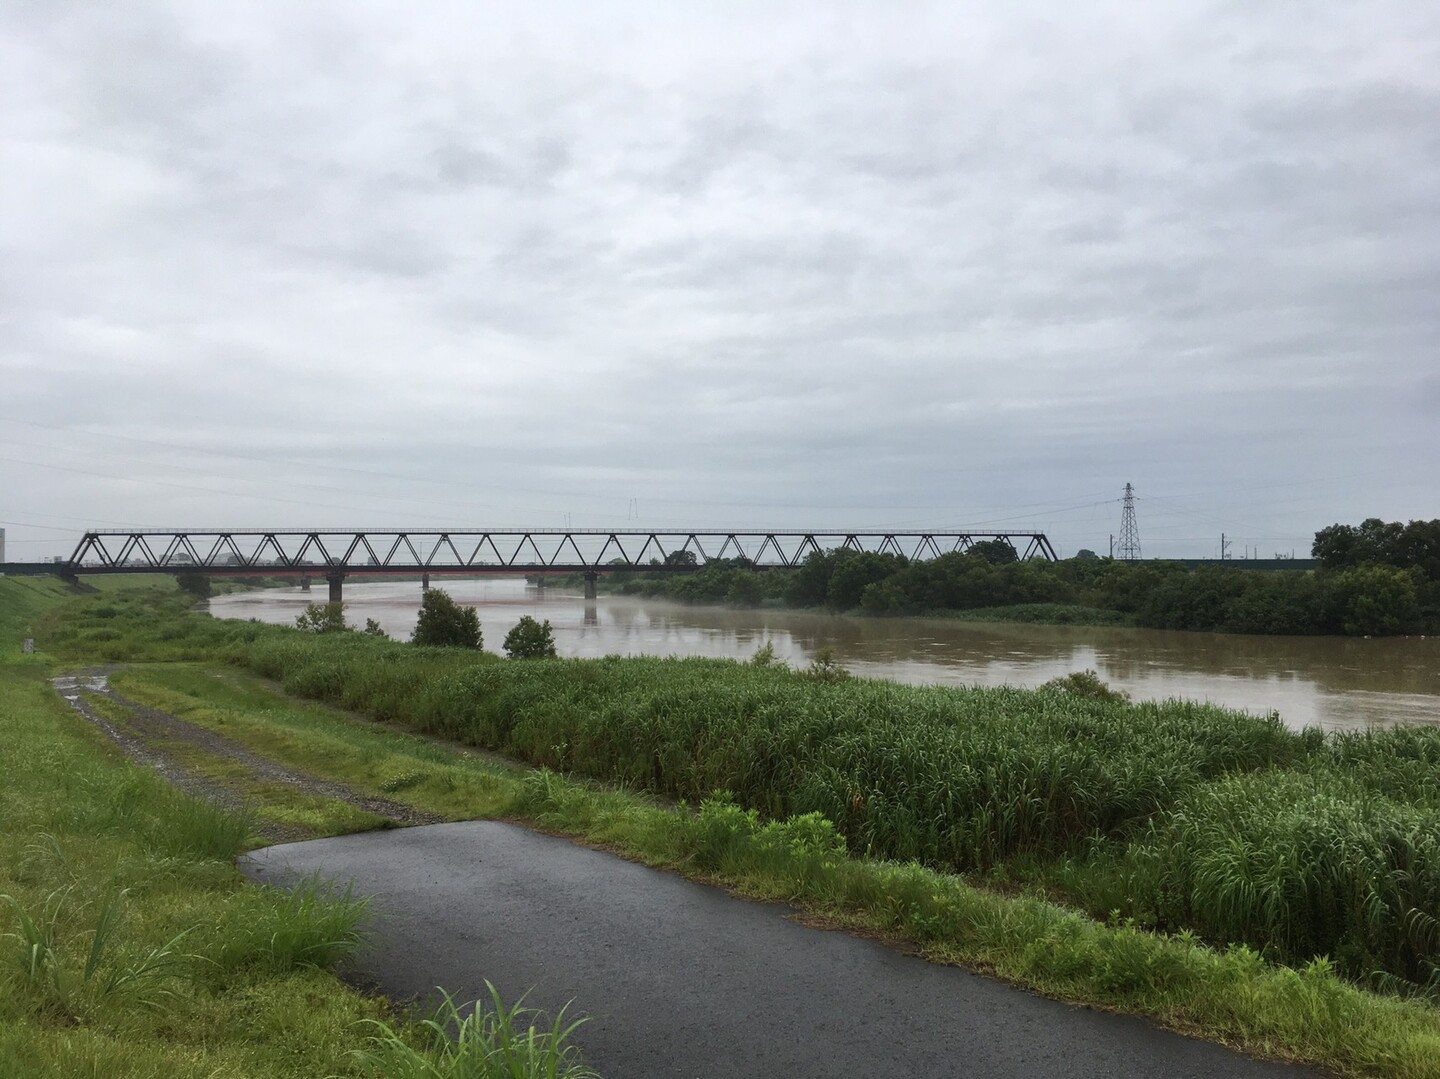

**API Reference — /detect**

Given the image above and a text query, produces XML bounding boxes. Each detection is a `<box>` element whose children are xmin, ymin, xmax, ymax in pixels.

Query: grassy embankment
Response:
<box><xmin>27</xmin><ymin>582</ymin><xmax>1440</xmax><ymax>1077</ymax></box>
<box><xmin>0</xmin><ymin>576</ymin><xmax>596</xmax><ymax>1079</ymax></box>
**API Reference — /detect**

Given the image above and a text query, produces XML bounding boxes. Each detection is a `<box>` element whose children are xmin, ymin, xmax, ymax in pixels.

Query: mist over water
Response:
<box><xmin>210</xmin><ymin>579</ymin><xmax>1440</xmax><ymax>733</ymax></box>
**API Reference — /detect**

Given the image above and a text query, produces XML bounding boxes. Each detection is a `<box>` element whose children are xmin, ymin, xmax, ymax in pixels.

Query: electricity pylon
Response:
<box><xmin>1117</xmin><ymin>483</ymin><xmax>1141</xmax><ymax>561</ymax></box>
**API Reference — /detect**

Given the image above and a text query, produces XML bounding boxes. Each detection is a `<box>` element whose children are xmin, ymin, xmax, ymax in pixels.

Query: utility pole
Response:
<box><xmin>1117</xmin><ymin>484</ymin><xmax>1141</xmax><ymax>562</ymax></box>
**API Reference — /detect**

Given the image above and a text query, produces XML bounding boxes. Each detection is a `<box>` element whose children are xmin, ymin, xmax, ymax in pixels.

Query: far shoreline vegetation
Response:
<box><xmin>549</xmin><ymin>517</ymin><xmax>1440</xmax><ymax>638</ymax></box>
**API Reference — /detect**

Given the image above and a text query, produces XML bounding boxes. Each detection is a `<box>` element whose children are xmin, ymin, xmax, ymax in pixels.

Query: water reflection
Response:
<box><xmin>210</xmin><ymin>578</ymin><xmax>1440</xmax><ymax>733</ymax></box>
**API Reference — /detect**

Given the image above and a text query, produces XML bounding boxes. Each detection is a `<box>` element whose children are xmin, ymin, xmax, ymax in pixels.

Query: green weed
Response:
<box><xmin>215</xmin><ymin>876</ymin><xmax>369</xmax><ymax>974</ymax></box>
<box><xmin>351</xmin><ymin>984</ymin><xmax>598</xmax><ymax>1079</ymax></box>
<box><xmin>2</xmin><ymin>887</ymin><xmax>196</xmax><ymax>1018</ymax></box>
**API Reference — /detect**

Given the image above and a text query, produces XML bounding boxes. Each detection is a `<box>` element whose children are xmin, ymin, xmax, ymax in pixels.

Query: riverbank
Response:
<box><xmin>28</xmin><ymin>579</ymin><xmax>1440</xmax><ymax>1076</ymax></box>
<box><xmin>928</xmin><ymin>601</ymin><xmax>1136</xmax><ymax>625</ymax></box>
<box><xmin>584</xmin><ymin>547</ymin><xmax>1440</xmax><ymax>637</ymax></box>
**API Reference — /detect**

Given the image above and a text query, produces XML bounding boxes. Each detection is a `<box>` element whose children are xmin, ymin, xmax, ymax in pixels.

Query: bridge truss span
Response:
<box><xmin>64</xmin><ymin>528</ymin><xmax>1058</xmax><ymax>575</ymax></box>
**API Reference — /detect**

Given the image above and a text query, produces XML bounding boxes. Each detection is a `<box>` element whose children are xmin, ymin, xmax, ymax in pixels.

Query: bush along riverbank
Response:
<box><xmin>576</xmin><ymin>516</ymin><xmax>1440</xmax><ymax>637</ymax></box>
<box><xmin>28</xmin><ymin>582</ymin><xmax>1440</xmax><ymax>1075</ymax></box>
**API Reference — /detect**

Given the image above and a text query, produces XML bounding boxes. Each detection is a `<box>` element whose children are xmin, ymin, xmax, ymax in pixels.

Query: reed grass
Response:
<box><xmin>238</xmin><ymin>638</ymin><xmax>1301</xmax><ymax>867</ymax></box>
<box><xmin>1133</xmin><ymin>769</ymin><xmax>1440</xmax><ymax>987</ymax></box>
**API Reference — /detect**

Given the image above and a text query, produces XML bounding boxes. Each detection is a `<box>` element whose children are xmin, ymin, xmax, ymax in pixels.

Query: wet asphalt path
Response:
<box><xmin>241</xmin><ymin>822</ymin><xmax>1321</xmax><ymax>1079</ymax></box>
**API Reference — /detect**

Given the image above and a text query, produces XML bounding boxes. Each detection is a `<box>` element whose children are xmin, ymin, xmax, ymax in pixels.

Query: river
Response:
<box><xmin>209</xmin><ymin>578</ymin><xmax>1440</xmax><ymax>733</ymax></box>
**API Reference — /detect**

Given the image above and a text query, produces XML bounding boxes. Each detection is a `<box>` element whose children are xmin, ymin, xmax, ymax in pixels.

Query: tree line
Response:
<box><xmin>598</xmin><ymin>518</ymin><xmax>1440</xmax><ymax>637</ymax></box>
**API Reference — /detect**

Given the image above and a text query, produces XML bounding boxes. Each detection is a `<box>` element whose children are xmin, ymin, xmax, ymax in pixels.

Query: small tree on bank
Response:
<box><xmin>295</xmin><ymin>602</ymin><xmax>349</xmax><ymax>633</ymax></box>
<box><xmin>503</xmin><ymin>615</ymin><xmax>557</xmax><ymax>659</ymax></box>
<box><xmin>411</xmin><ymin>588</ymin><xmax>482</xmax><ymax>649</ymax></box>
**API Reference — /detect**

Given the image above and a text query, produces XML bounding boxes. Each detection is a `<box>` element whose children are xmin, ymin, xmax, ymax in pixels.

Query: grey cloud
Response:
<box><xmin>1</xmin><ymin>1</ymin><xmax>1437</xmax><ymax>559</ymax></box>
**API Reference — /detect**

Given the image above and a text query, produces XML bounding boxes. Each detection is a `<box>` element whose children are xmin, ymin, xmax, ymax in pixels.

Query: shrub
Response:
<box><xmin>411</xmin><ymin>589</ymin><xmax>482</xmax><ymax>649</ymax></box>
<box><xmin>749</xmin><ymin>641</ymin><xmax>784</xmax><ymax>668</ymax></box>
<box><xmin>294</xmin><ymin>602</ymin><xmax>349</xmax><ymax>634</ymax></box>
<box><xmin>801</xmin><ymin>647</ymin><xmax>850</xmax><ymax>682</ymax></box>
<box><xmin>503</xmin><ymin>615</ymin><xmax>557</xmax><ymax>659</ymax></box>
<box><xmin>1040</xmin><ymin>669</ymin><xmax>1130</xmax><ymax>703</ymax></box>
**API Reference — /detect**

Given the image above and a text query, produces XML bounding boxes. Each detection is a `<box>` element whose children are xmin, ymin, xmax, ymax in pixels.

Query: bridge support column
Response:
<box><xmin>326</xmin><ymin>572</ymin><xmax>345</xmax><ymax>605</ymax></box>
<box><xmin>422</xmin><ymin>572</ymin><xmax>430</xmax><ymax>593</ymax></box>
<box><xmin>300</xmin><ymin>576</ymin><xmax>310</xmax><ymax>593</ymax></box>
<box><xmin>583</xmin><ymin>571</ymin><xmax>598</xmax><ymax>601</ymax></box>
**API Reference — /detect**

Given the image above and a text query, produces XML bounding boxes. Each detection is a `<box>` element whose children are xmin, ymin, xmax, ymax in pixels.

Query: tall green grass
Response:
<box><xmin>1126</xmin><ymin>760</ymin><xmax>1440</xmax><ymax>986</ymax></box>
<box><xmin>242</xmin><ymin>637</ymin><xmax>1301</xmax><ymax>865</ymax></box>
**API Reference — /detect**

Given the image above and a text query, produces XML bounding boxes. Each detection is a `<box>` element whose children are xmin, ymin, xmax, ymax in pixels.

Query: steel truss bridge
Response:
<box><xmin>6</xmin><ymin>528</ymin><xmax>1057</xmax><ymax>601</ymax></box>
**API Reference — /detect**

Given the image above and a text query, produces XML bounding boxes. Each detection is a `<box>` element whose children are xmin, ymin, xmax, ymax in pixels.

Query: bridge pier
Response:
<box><xmin>300</xmin><ymin>576</ymin><xmax>310</xmax><ymax>593</ymax></box>
<box><xmin>326</xmin><ymin>572</ymin><xmax>345</xmax><ymax>605</ymax></box>
<box><xmin>583</xmin><ymin>571</ymin><xmax>598</xmax><ymax>601</ymax></box>
<box><xmin>422</xmin><ymin>572</ymin><xmax>430</xmax><ymax>593</ymax></box>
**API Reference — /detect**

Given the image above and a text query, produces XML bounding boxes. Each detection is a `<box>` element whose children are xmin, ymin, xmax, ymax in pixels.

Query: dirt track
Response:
<box><xmin>51</xmin><ymin>668</ymin><xmax>443</xmax><ymax>842</ymax></box>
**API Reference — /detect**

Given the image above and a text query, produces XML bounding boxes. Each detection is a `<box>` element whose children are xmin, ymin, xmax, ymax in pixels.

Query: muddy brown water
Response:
<box><xmin>210</xmin><ymin>579</ymin><xmax>1440</xmax><ymax>733</ymax></box>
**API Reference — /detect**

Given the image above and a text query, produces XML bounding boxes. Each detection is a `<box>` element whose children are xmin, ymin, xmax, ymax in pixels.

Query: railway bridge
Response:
<box><xmin>6</xmin><ymin>528</ymin><xmax>1058</xmax><ymax>602</ymax></box>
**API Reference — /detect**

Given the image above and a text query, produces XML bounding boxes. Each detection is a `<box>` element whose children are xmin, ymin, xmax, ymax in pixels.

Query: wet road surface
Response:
<box><xmin>241</xmin><ymin>821</ymin><xmax>1322</xmax><ymax>1079</ymax></box>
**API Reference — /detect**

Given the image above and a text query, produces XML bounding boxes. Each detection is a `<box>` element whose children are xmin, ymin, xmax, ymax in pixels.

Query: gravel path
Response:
<box><xmin>51</xmin><ymin>667</ymin><xmax>444</xmax><ymax>841</ymax></box>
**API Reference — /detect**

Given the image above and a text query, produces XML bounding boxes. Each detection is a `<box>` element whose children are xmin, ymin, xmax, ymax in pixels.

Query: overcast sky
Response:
<box><xmin>2</xmin><ymin>1</ymin><xmax>1436</xmax><ymax>562</ymax></box>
